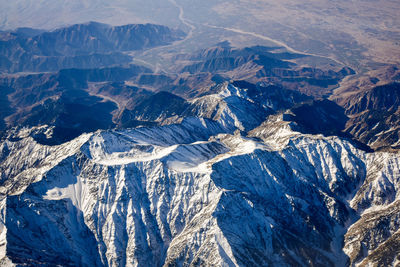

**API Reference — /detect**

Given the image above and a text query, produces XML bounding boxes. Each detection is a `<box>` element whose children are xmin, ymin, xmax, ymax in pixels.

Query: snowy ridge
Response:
<box><xmin>0</xmin><ymin>114</ymin><xmax>400</xmax><ymax>266</ymax></box>
<box><xmin>189</xmin><ymin>83</ymin><xmax>269</xmax><ymax>131</ymax></box>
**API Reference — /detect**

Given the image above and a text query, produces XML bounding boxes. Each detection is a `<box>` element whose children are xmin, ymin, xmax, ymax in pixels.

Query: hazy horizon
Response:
<box><xmin>1</xmin><ymin>0</ymin><xmax>399</xmax><ymax>71</ymax></box>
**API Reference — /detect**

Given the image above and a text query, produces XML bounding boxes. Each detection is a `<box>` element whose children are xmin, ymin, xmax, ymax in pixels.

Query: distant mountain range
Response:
<box><xmin>0</xmin><ymin>22</ymin><xmax>185</xmax><ymax>72</ymax></box>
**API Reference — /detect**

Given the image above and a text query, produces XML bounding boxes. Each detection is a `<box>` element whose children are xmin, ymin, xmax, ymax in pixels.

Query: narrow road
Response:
<box><xmin>132</xmin><ymin>0</ymin><xmax>348</xmax><ymax>74</ymax></box>
<box><xmin>165</xmin><ymin>0</ymin><xmax>347</xmax><ymax>67</ymax></box>
<box><xmin>203</xmin><ymin>23</ymin><xmax>347</xmax><ymax>67</ymax></box>
<box><xmin>130</xmin><ymin>0</ymin><xmax>196</xmax><ymax>74</ymax></box>
<box><xmin>168</xmin><ymin>0</ymin><xmax>195</xmax><ymax>40</ymax></box>
<box><xmin>142</xmin><ymin>0</ymin><xmax>196</xmax><ymax>51</ymax></box>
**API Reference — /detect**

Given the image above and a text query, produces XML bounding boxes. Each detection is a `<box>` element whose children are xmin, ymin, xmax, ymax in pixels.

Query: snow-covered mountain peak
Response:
<box><xmin>1</xmin><ymin>113</ymin><xmax>400</xmax><ymax>266</ymax></box>
<box><xmin>216</xmin><ymin>83</ymin><xmax>250</xmax><ymax>100</ymax></box>
<box><xmin>0</xmin><ymin>131</ymin><xmax>91</xmax><ymax>196</ymax></box>
<box><xmin>189</xmin><ymin>83</ymin><xmax>269</xmax><ymax>132</ymax></box>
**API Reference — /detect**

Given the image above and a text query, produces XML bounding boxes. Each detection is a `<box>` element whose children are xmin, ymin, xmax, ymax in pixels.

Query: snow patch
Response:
<box><xmin>95</xmin><ymin>145</ymin><xmax>178</xmax><ymax>166</ymax></box>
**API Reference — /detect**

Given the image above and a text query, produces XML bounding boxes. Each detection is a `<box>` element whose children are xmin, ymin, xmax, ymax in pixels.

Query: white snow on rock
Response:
<box><xmin>0</xmin><ymin>109</ymin><xmax>399</xmax><ymax>266</ymax></box>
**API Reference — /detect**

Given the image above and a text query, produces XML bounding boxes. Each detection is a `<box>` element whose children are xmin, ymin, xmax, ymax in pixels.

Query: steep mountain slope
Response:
<box><xmin>2</xmin><ymin>75</ymin><xmax>395</xmax><ymax>152</ymax></box>
<box><xmin>0</xmin><ymin>77</ymin><xmax>312</xmax><ymax>145</ymax></box>
<box><xmin>0</xmin><ymin>113</ymin><xmax>399</xmax><ymax>266</ymax></box>
<box><xmin>173</xmin><ymin>44</ymin><xmax>355</xmax><ymax>98</ymax></box>
<box><xmin>337</xmin><ymin>82</ymin><xmax>400</xmax><ymax>150</ymax></box>
<box><xmin>0</xmin><ymin>65</ymin><xmax>153</xmax><ymax>144</ymax></box>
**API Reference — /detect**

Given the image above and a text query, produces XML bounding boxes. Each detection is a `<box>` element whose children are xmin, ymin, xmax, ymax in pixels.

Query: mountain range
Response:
<box><xmin>0</xmin><ymin>21</ymin><xmax>399</xmax><ymax>266</ymax></box>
